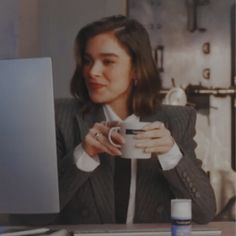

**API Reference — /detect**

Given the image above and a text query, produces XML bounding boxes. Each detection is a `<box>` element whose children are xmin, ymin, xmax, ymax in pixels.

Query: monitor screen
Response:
<box><xmin>0</xmin><ymin>58</ymin><xmax>59</xmax><ymax>214</ymax></box>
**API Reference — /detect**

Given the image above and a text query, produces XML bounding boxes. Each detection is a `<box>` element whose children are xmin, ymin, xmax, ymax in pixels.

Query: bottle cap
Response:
<box><xmin>171</xmin><ymin>199</ymin><xmax>192</xmax><ymax>219</ymax></box>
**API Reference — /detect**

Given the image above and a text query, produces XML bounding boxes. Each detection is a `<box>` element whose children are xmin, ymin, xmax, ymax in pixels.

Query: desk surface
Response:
<box><xmin>65</xmin><ymin>222</ymin><xmax>235</xmax><ymax>236</ymax></box>
<box><xmin>0</xmin><ymin>222</ymin><xmax>235</xmax><ymax>236</ymax></box>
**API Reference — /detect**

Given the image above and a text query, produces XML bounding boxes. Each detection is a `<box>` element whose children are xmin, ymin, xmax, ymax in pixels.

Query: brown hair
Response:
<box><xmin>70</xmin><ymin>15</ymin><xmax>162</xmax><ymax>116</ymax></box>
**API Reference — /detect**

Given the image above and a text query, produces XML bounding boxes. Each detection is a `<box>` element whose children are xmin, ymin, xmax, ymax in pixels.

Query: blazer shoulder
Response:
<box><xmin>54</xmin><ymin>98</ymin><xmax>81</xmax><ymax>123</ymax></box>
<box><xmin>55</xmin><ymin>98</ymin><xmax>79</xmax><ymax>110</ymax></box>
<box><xmin>160</xmin><ymin>104</ymin><xmax>196</xmax><ymax>118</ymax></box>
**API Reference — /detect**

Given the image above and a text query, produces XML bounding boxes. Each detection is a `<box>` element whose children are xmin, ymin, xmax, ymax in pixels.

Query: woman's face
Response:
<box><xmin>83</xmin><ymin>32</ymin><xmax>134</xmax><ymax>112</ymax></box>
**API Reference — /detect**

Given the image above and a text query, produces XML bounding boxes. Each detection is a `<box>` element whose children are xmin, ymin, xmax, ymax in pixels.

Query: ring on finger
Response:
<box><xmin>94</xmin><ymin>132</ymin><xmax>101</xmax><ymax>141</ymax></box>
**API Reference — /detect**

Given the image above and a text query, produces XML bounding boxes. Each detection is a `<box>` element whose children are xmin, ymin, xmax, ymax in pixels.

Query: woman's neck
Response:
<box><xmin>107</xmin><ymin>103</ymin><xmax>130</xmax><ymax>120</ymax></box>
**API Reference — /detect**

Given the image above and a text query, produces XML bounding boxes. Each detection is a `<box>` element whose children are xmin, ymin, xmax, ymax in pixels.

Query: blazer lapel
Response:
<box><xmin>75</xmin><ymin>106</ymin><xmax>115</xmax><ymax>223</ymax></box>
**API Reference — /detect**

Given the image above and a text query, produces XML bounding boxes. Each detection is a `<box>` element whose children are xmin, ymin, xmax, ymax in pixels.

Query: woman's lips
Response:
<box><xmin>88</xmin><ymin>81</ymin><xmax>106</xmax><ymax>90</ymax></box>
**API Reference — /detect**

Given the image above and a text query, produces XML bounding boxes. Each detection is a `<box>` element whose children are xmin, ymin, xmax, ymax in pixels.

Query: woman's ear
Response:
<box><xmin>131</xmin><ymin>68</ymin><xmax>138</xmax><ymax>86</ymax></box>
<box><xmin>132</xmin><ymin>74</ymin><xmax>138</xmax><ymax>87</ymax></box>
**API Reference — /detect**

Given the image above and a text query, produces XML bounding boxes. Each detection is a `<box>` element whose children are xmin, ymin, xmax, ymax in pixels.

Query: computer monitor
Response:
<box><xmin>0</xmin><ymin>58</ymin><xmax>59</xmax><ymax>213</ymax></box>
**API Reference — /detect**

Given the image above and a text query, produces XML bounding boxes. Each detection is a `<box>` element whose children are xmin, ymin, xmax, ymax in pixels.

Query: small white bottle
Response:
<box><xmin>171</xmin><ymin>199</ymin><xmax>192</xmax><ymax>236</ymax></box>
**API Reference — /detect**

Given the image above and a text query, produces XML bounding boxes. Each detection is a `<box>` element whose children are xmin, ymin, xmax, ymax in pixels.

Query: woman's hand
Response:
<box><xmin>82</xmin><ymin>121</ymin><xmax>124</xmax><ymax>157</ymax></box>
<box><xmin>134</xmin><ymin>121</ymin><xmax>175</xmax><ymax>154</ymax></box>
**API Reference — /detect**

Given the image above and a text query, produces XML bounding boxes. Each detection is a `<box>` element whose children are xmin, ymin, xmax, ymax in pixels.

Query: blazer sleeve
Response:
<box><xmin>56</xmin><ymin>123</ymin><xmax>93</xmax><ymax>210</ymax></box>
<box><xmin>160</xmin><ymin>107</ymin><xmax>216</xmax><ymax>224</ymax></box>
<box><xmin>54</xmin><ymin>99</ymin><xmax>99</xmax><ymax>210</ymax></box>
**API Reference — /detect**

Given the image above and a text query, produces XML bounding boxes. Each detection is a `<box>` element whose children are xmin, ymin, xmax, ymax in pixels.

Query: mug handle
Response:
<box><xmin>108</xmin><ymin>127</ymin><xmax>121</xmax><ymax>148</ymax></box>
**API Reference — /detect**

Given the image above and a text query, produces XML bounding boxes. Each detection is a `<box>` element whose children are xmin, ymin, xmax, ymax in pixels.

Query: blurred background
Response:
<box><xmin>0</xmin><ymin>0</ymin><xmax>235</xmax><ymax>222</ymax></box>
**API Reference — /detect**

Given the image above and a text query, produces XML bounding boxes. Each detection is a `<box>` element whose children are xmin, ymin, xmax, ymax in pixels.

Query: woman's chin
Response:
<box><xmin>90</xmin><ymin>96</ymin><xmax>106</xmax><ymax>104</ymax></box>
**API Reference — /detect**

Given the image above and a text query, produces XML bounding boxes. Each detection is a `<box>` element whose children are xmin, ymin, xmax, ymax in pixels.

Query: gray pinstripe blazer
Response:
<box><xmin>10</xmin><ymin>99</ymin><xmax>216</xmax><ymax>225</ymax></box>
<box><xmin>54</xmin><ymin>99</ymin><xmax>216</xmax><ymax>224</ymax></box>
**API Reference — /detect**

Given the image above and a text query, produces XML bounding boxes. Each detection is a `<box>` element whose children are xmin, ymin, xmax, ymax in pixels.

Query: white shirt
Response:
<box><xmin>73</xmin><ymin>105</ymin><xmax>183</xmax><ymax>223</ymax></box>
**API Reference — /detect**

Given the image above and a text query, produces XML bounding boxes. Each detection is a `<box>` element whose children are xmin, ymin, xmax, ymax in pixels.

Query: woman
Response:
<box><xmin>54</xmin><ymin>15</ymin><xmax>216</xmax><ymax>224</ymax></box>
<box><xmin>11</xmin><ymin>15</ymin><xmax>216</xmax><ymax>225</ymax></box>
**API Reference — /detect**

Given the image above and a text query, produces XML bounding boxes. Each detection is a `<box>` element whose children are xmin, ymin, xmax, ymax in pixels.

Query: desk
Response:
<box><xmin>54</xmin><ymin>222</ymin><xmax>235</xmax><ymax>236</ymax></box>
<box><xmin>0</xmin><ymin>222</ymin><xmax>235</xmax><ymax>236</ymax></box>
<box><xmin>200</xmin><ymin>222</ymin><xmax>235</xmax><ymax>236</ymax></box>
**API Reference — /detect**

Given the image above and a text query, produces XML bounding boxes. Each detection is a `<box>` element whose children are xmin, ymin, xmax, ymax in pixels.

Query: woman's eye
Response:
<box><xmin>83</xmin><ymin>58</ymin><xmax>92</xmax><ymax>65</ymax></box>
<box><xmin>103</xmin><ymin>60</ymin><xmax>115</xmax><ymax>65</ymax></box>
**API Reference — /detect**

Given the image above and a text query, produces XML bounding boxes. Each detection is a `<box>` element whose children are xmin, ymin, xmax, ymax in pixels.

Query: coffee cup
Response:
<box><xmin>108</xmin><ymin>121</ymin><xmax>151</xmax><ymax>159</ymax></box>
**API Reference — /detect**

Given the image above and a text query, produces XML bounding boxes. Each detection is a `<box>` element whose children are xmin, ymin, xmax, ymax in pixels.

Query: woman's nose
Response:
<box><xmin>89</xmin><ymin>62</ymin><xmax>102</xmax><ymax>77</ymax></box>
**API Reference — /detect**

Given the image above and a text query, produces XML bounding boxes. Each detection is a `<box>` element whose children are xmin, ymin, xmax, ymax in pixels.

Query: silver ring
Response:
<box><xmin>94</xmin><ymin>132</ymin><xmax>101</xmax><ymax>141</ymax></box>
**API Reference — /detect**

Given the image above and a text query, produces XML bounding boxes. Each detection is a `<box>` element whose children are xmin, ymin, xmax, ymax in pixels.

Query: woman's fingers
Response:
<box><xmin>135</xmin><ymin>128</ymin><xmax>170</xmax><ymax>139</ymax></box>
<box><xmin>83</xmin><ymin>121</ymin><xmax>122</xmax><ymax>157</ymax></box>
<box><xmin>92</xmin><ymin>130</ymin><xmax>122</xmax><ymax>156</ymax></box>
<box><xmin>144</xmin><ymin>145</ymin><xmax>173</xmax><ymax>154</ymax></box>
<box><xmin>135</xmin><ymin>122</ymin><xmax>170</xmax><ymax>140</ymax></box>
<box><xmin>134</xmin><ymin>121</ymin><xmax>174</xmax><ymax>154</ymax></box>
<box><xmin>135</xmin><ymin>137</ymin><xmax>173</xmax><ymax>148</ymax></box>
<box><xmin>142</xmin><ymin>121</ymin><xmax>164</xmax><ymax>130</ymax></box>
<box><xmin>83</xmin><ymin>128</ymin><xmax>109</xmax><ymax>156</ymax></box>
<box><xmin>135</xmin><ymin>136</ymin><xmax>172</xmax><ymax>147</ymax></box>
<box><xmin>135</xmin><ymin>136</ymin><xmax>174</xmax><ymax>153</ymax></box>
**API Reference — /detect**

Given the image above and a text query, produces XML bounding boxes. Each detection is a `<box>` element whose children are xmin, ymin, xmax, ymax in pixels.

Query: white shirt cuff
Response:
<box><xmin>157</xmin><ymin>142</ymin><xmax>183</xmax><ymax>170</ymax></box>
<box><xmin>73</xmin><ymin>144</ymin><xmax>100</xmax><ymax>172</ymax></box>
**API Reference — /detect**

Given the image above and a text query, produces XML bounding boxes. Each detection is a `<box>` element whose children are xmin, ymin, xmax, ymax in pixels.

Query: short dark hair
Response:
<box><xmin>70</xmin><ymin>15</ymin><xmax>161</xmax><ymax>116</ymax></box>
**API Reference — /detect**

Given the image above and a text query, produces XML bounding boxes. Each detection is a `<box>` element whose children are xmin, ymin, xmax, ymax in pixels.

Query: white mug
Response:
<box><xmin>108</xmin><ymin>121</ymin><xmax>151</xmax><ymax>159</ymax></box>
